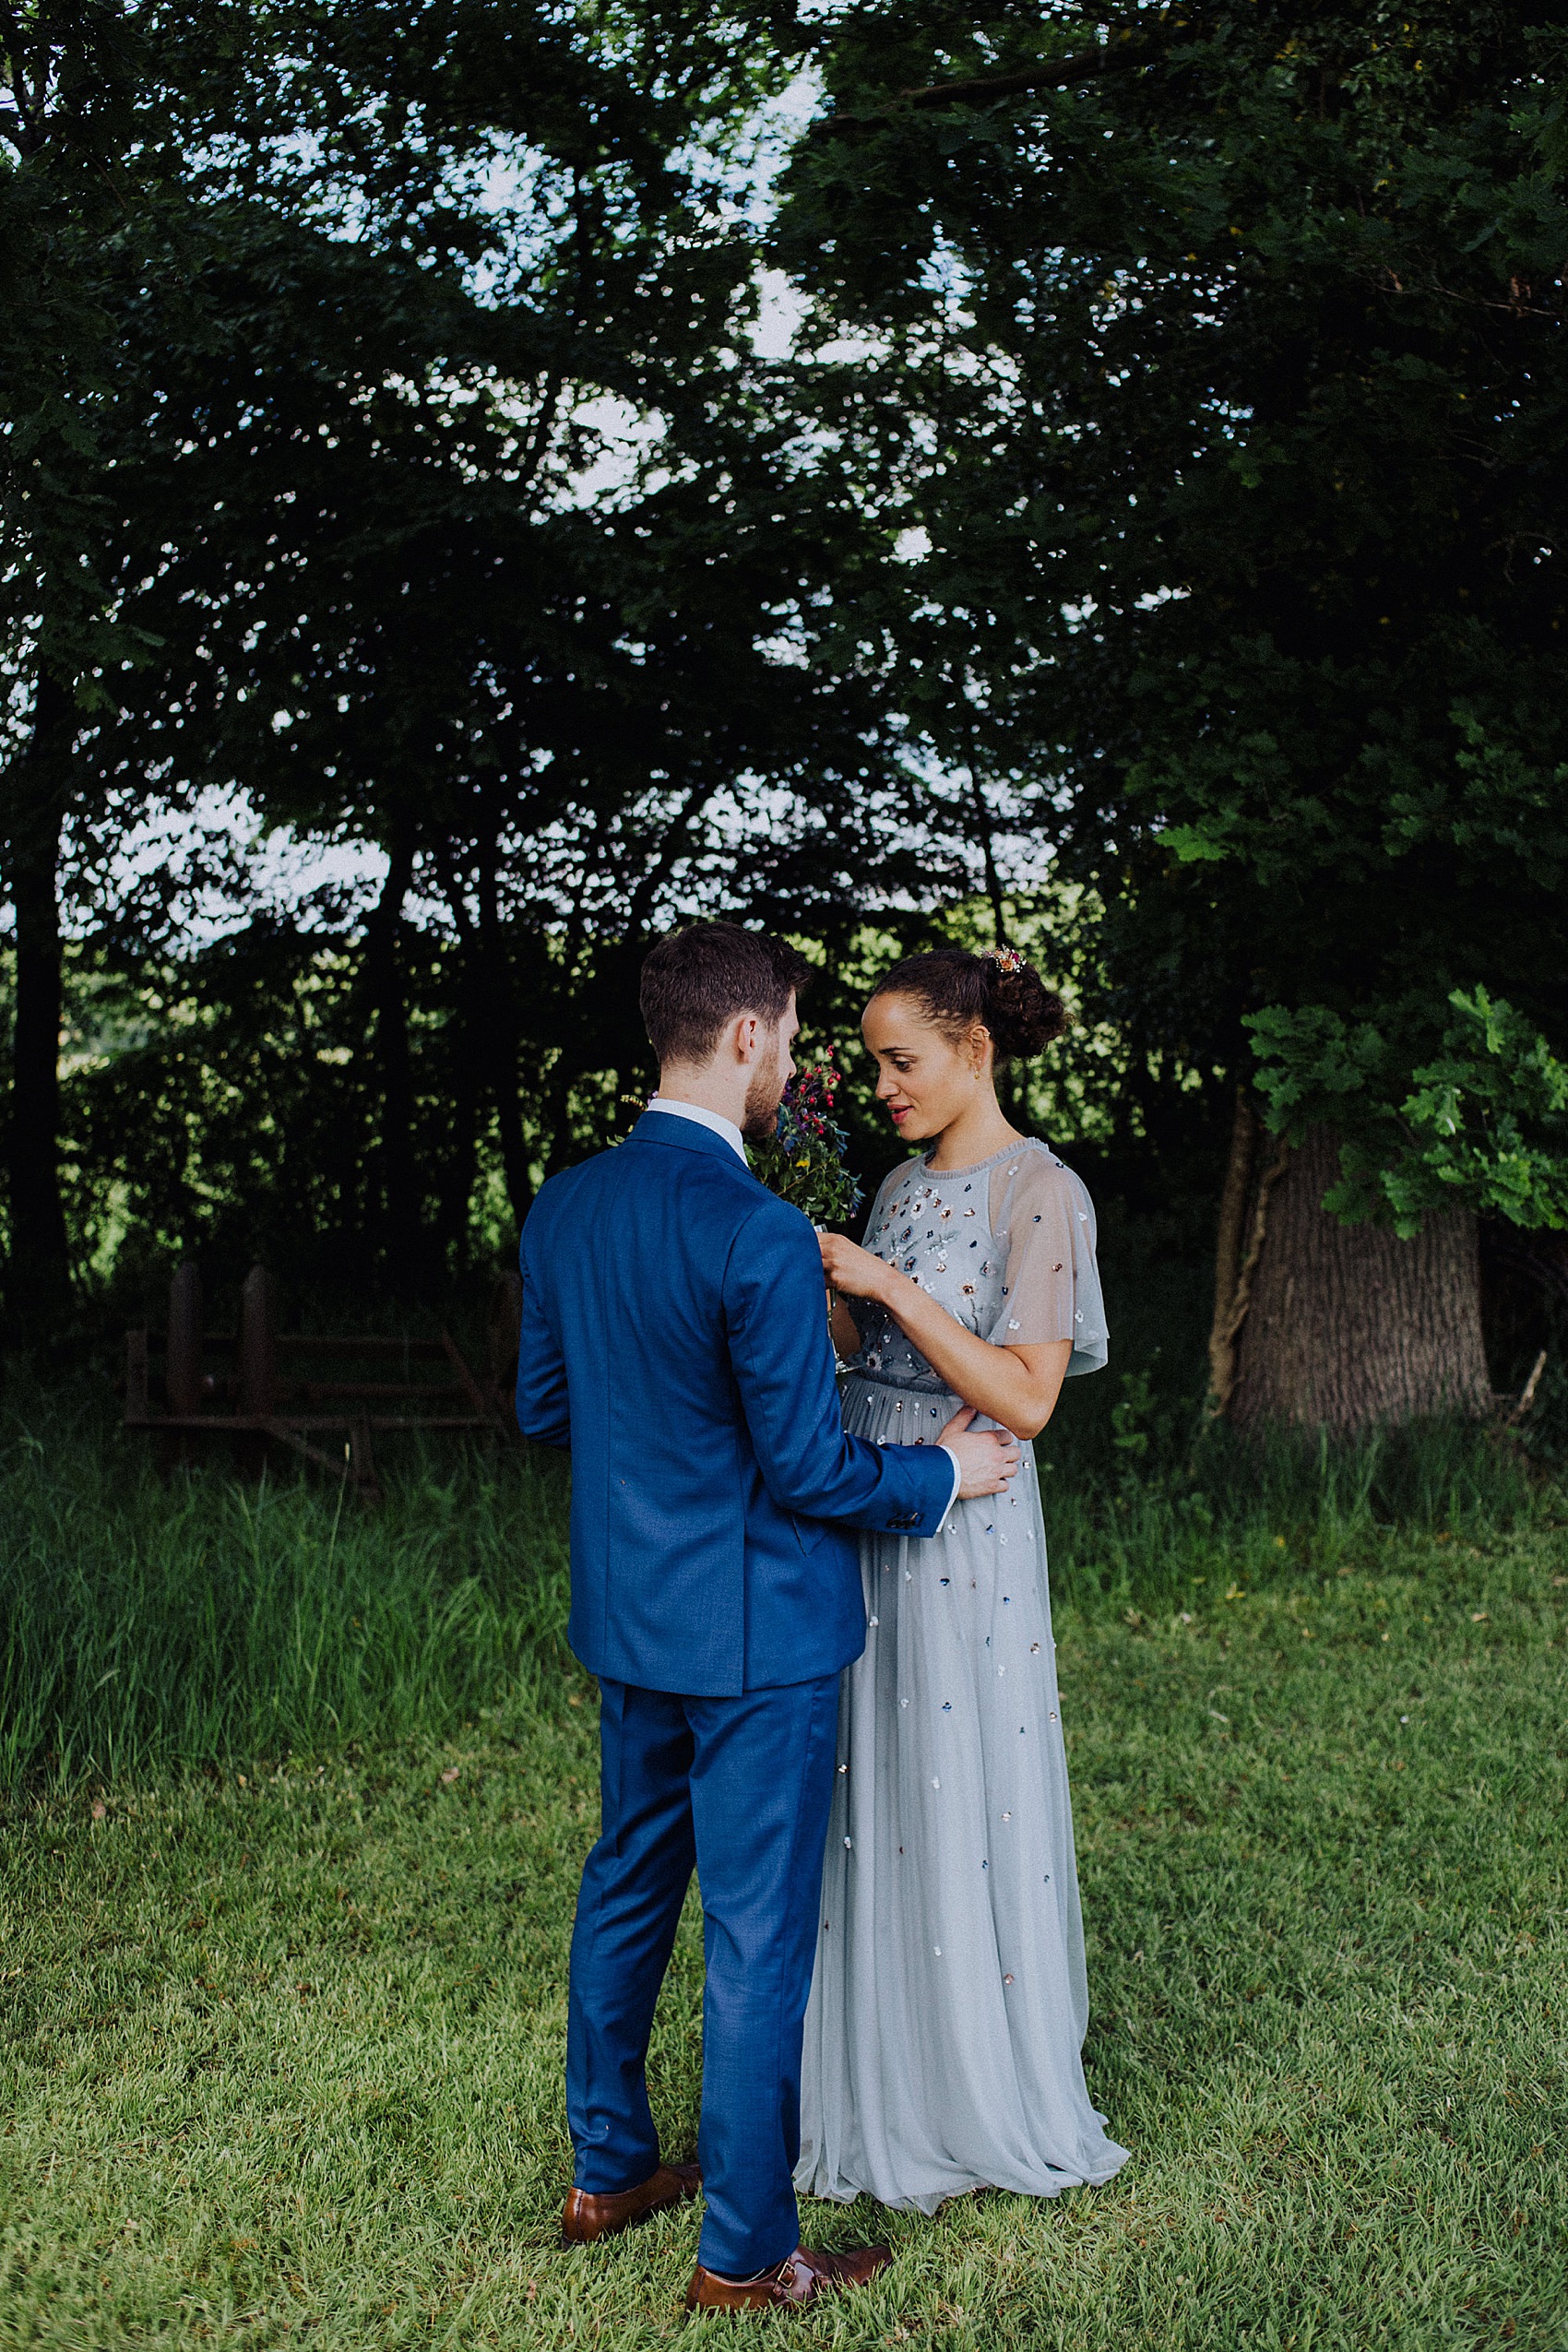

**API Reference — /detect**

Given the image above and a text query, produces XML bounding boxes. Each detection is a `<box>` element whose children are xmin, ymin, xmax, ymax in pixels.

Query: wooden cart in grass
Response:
<box><xmin>125</xmin><ymin>1265</ymin><xmax>524</xmax><ymax>1502</ymax></box>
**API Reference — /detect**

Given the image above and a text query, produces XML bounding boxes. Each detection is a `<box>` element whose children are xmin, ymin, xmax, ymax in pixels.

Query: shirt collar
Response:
<box><xmin>647</xmin><ymin>1095</ymin><xmax>749</xmax><ymax>1164</ymax></box>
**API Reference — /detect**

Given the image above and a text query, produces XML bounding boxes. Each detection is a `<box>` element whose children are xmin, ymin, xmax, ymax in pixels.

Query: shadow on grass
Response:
<box><xmin>1042</xmin><ymin>1410</ymin><xmax>1551</xmax><ymax>1620</ymax></box>
<box><xmin>0</xmin><ymin>1377</ymin><xmax>571</xmax><ymax>1788</ymax></box>
<box><xmin>1</xmin><ymin>1368</ymin><xmax>1558</xmax><ymax>1789</ymax></box>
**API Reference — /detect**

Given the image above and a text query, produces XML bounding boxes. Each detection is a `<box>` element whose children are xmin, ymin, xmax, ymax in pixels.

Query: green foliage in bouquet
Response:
<box><xmin>752</xmin><ymin>1049</ymin><xmax>865</xmax><ymax>1229</ymax></box>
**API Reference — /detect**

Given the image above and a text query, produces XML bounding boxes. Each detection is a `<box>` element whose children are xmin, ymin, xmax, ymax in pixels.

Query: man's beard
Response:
<box><xmin>741</xmin><ymin>1044</ymin><xmax>787</xmax><ymax>1145</ymax></box>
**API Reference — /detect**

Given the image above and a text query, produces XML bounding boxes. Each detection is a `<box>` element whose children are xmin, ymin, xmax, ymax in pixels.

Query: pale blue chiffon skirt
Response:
<box><xmin>794</xmin><ymin>1372</ymin><xmax>1129</xmax><ymax>2213</ymax></box>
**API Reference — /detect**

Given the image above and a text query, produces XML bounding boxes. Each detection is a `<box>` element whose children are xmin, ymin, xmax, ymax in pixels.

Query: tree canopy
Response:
<box><xmin>773</xmin><ymin>0</ymin><xmax>1568</xmax><ymax>1228</ymax></box>
<box><xmin>4</xmin><ymin>0</ymin><xmax>1567</xmax><ymax>1381</ymax></box>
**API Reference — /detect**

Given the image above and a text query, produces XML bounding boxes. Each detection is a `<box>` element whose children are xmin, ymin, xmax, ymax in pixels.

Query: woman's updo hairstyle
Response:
<box><xmin>869</xmin><ymin>945</ymin><xmax>1069</xmax><ymax>1066</ymax></box>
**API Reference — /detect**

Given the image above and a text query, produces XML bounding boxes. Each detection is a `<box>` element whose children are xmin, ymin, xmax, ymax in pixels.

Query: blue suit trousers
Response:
<box><xmin>566</xmin><ymin>1672</ymin><xmax>839</xmax><ymax>2276</ymax></box>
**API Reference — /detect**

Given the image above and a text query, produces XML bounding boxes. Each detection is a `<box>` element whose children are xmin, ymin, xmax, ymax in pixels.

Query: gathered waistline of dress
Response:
<box><xmin>841</xmin><ymin>1368</ymin><xmax>958</xmax><ymax>1401</ymax></box>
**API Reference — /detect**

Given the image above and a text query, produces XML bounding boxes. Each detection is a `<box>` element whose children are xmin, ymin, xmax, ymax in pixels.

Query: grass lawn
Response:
<box><xmin>2</xmin><ymin>1510</ymin><xmax>1564</xmax><ymax>2350</ymax></box>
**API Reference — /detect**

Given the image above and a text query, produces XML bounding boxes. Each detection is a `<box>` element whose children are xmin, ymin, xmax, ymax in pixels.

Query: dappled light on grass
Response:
<box><xmin>1043</xmin><ymin>1413</ymin><xmax>1548</xmax><ymax>1623</ymax></box>
<box><xmin>1</xmin><ymin>1527</ymin><xmax>1563</xmax><ymax>2347</ymax></box>
<box><xmin>0</xmin><ymin>1393</ymin><xmax>1562</xmax><ymax>2342</ymax></box>
<box><xmin>0</xmin><ymin>1380</ymin><xmax>1550</xmax><ymax>1791</ymax></box>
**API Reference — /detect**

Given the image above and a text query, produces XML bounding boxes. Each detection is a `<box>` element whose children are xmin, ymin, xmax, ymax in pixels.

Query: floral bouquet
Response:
<box><xmin>752</xmin><ymin>1048</ymin><xmax>864</xmax><ymax>1229</ymax></box>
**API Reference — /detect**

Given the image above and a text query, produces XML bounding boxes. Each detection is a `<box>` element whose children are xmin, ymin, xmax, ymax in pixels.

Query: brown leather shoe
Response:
<box><xmin>561</xmin><ymin>2160</ymin><xmax>701</xmax><ymax>2245</ymax></box>
<box><xmin>684</xmin><ymin>2242</ymin><xmax>891</xmax><ymax>2310</ymax></box>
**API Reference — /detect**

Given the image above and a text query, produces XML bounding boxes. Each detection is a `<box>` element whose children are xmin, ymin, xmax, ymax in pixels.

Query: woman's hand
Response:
<box><xmin>821</xmin><ymin>1229</ymin><xmax>1071</xmax><ymax>1441</ymax></box>
<box><xmin>818</xmin><ymin>1230</ymin><xmax>894</xmax><ymax>1304</ymax></box>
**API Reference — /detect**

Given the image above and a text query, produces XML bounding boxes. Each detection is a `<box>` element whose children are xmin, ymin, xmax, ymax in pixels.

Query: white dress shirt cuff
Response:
<box><xmin>937</xmin><ymin>1444</ymin><xmax>964</xmax><ymax>1530</ymax></box>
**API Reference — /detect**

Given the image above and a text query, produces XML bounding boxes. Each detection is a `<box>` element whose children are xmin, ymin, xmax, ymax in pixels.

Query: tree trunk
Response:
<box><xmin>475</xmin><ymin>824</ymin><xmax>530</xmax><ymax>1221</ymax></box>
<box><xmin>6</xmin><ymin>672</ymin><xmax>73</xmax><ymax>1329</ymax></box>
<box><xmin>1228</xmin><ymin>1122</ymin><xmax>1490</xmax><ymax>1432</ymax></box>
<box><xmin>431</xmin><ymin>846</ymin><xmax>481</xmax><ymax>1266</ymax></box>
<box><xmin>363</xmin><ymin>832</ymin><xmax>422</xmax><ymax>1289</ymax></box>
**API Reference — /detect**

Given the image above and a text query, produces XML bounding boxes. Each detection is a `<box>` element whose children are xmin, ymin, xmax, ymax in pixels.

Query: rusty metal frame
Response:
<box><xmin>125</xmin><ymin>1266</ymin><xmax>523</xmax><ymax>1503</ymax></box>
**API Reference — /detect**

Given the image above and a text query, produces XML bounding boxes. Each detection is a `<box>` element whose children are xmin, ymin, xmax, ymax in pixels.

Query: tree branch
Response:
<box><xmin>1209</xmin><ymin>1130</ymin><xmax>1292</xmax><ymax>1420</ymax></box>
<box><xmin>1206</xmin><ymin>1085</ymin><xmax>1255</xmax><ymax>1416</ymax></box>
<box><xmin>810</xmin><ymin>37</ymin><xmax>1158</xmax><ymax>140</ymax></box>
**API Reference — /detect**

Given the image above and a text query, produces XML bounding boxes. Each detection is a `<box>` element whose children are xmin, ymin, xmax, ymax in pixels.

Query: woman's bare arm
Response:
<box><xmin>819</xmin><ymin>1231</ymin><xmax>1071</xmax><ymax>1440</ymax></box>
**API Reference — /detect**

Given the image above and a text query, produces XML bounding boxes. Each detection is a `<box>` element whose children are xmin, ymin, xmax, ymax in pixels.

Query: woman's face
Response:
<box><xmin>861</xmin><ymin>992</ymin><xmax>990</xmax><ymax>1139</ymax></box>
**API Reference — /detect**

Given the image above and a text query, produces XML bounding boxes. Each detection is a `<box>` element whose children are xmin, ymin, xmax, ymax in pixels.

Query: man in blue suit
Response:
<box><xmin>517</xmin><ymin>921</ymin><xmax>1020</xmax><ymax>2312</ymax></box>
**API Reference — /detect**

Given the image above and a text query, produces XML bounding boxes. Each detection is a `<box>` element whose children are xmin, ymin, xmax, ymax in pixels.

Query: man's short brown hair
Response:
<box><xmin>639</xmin><ymin>922</ymin><xmax>813</xmax><ymax>1065</ymax></box>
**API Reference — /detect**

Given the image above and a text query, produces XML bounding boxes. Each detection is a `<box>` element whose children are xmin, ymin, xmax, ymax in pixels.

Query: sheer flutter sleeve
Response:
<box><xmin>984</xmin><ymin>1147</ymin><xmax>1109</xmax><ymax>1377</ymax></box>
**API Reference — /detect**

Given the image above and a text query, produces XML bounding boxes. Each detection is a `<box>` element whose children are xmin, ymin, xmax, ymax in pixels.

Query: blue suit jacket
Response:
<box><xmin>517</xmin><ymin>1110</ymin><xmax>956</xmax><ymax>1695</ymax></box>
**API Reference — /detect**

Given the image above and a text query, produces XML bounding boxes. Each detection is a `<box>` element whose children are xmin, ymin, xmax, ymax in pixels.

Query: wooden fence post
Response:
<box><xmin>167</xmin><ymin>1265</ymin><xmax>203</xmax><ymax>1415</ymax></box>
<box><xmin>239</xmin><ymin>1265</ymin><xmax>277</xmax><ymax>1419</ymax></box>
<box><xmin>488</xmin><ymin>1270</ymin><xmax>523</xmax><ymax>1404</ymax></box>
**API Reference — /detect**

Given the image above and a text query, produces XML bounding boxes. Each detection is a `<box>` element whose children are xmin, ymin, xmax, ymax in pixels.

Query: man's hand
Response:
<box><xmin>939</xmin><ymin>1405</ymin><xmax>1022</xmax><ymax>1498</ymax></box>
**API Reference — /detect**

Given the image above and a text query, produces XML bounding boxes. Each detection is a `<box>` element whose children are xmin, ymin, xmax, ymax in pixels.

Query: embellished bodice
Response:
<box><xmin>839</xmin><ymin>1137</ymin><xmax>1109</xmax><ymax>1393</ymax></box>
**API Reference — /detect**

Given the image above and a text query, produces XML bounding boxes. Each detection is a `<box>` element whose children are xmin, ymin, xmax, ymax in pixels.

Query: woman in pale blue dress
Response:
<box><xmin>796</xmin><ymin>946</ymin><xmax>1128</xmax><ymax>2214</ymax></box>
